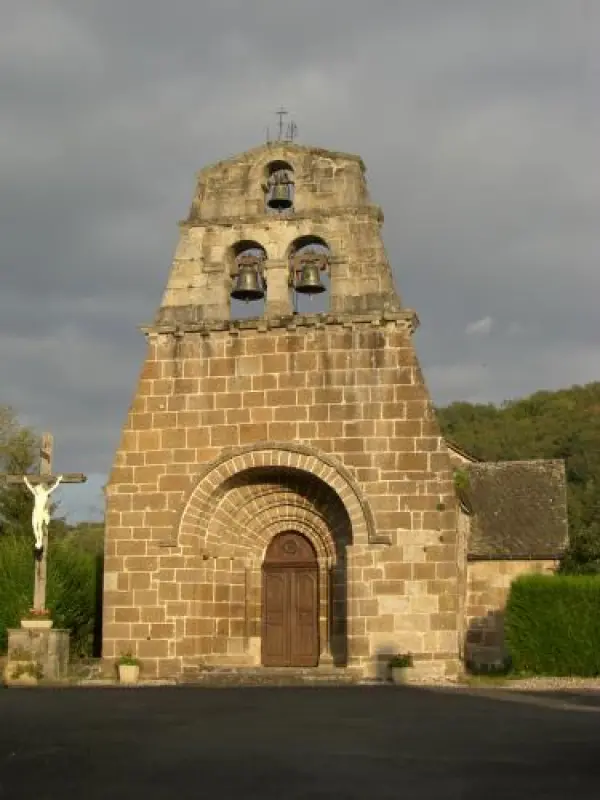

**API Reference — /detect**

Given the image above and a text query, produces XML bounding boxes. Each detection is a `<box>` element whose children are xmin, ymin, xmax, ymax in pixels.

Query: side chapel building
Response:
<box><xmin>103</xmin><ymin>141</ymin><xmax>568</xmax><ymax>681</ymax></box>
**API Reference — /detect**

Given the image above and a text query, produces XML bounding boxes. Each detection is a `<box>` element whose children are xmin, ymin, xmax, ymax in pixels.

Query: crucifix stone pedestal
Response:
<box><xmin>1</xmin><ymin>433</ymin><xmax>87</xmax><ymax>684</ymax></box>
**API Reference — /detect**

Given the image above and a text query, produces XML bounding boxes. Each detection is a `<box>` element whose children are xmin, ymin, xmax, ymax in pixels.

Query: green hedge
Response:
<box><xmin>505</xmin><ymin>574</ymin><xmax>600</xmax><ymax>676</ymax></box>
<box><xmin>0</xmin><ymin>533</ymin><xmax>102</xmax><ymax>656</ymax></box>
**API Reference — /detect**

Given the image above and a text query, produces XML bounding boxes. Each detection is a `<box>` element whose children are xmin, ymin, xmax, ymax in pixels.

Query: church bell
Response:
<box><xmin>267</xmin><ymin>172</ymin><xmax>294</xmax><ymax>211</ymax></box>
<box><xmin>230</xmin><ymin>263</ymin><xmax>265</xmax><ymax>302</ymax></box>
<box><xmin>294</xmin><ymin>263</ymin><xmax>326</xmax><ymax>295</ymax></box>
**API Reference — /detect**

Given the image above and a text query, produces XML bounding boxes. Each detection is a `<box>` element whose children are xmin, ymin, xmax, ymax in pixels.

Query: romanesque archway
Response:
<box><xmin>178</xmin><ymin>442</ymin><xmax>376</xmax><ymax>553</ymax></box>
<box><xmin>174</xmin><ymin>443</ymin><xmax>374</xmax><ymax>667</ymax></box>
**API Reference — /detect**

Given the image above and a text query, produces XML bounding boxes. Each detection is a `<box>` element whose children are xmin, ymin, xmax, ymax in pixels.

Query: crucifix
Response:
<box><xmin>0</xmin><ymin>433</ymin><xmax>87</xmax><ymax>613</ymax></box>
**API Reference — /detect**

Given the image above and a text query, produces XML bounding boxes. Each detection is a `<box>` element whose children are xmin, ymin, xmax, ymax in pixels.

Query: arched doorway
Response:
<box><xmin>262</xmin><ymin>532</ymin><xmax>319</xmax><ymax>667</ymax></box>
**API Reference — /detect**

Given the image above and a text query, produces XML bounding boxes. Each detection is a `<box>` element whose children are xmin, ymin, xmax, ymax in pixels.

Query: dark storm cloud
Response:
<box><xmin>0</xmin><ymin>0</ymin><xmax>598</xmax><ymax>519</ymax></box>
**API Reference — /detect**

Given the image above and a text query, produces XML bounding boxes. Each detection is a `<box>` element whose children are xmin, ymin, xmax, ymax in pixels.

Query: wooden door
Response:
<box><xmin>262</xmin><ymin>532</ymin><xmax>319</xmax><ymax>667</ymax></box>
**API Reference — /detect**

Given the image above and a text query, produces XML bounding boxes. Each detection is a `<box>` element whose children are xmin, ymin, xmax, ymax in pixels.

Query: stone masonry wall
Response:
<box><xmin>103</xmin><ymin>313</ymin><xmax>461</xmax><ymax>680</ymax></box>
<box><xmin>465</xmin><ymin>558</ymin><xmax>558</xmax><ymax>671</ymax></box>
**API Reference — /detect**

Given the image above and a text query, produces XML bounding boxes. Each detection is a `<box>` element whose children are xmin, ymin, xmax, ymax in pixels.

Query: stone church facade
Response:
<box><xmin>102</xmin><ymin>141</ymin><xmax>568</xmax><ymax>681</ymax></box>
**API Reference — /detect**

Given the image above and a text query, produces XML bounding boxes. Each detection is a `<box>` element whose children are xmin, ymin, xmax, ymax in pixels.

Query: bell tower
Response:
<box><xmin>155</xmin><ymin>140</ymin><xmax>402</xmax><ymax>325</ymax></box>
<box><xmin>103</xmin><ymin>136</ymin><xmax>462</xmax><ymax>684</ymax></box>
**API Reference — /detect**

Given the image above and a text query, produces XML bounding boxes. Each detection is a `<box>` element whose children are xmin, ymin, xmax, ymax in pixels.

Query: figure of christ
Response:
<box><xmin>23</xmin><ymin>476</ymin><xmax>63</xmax><ymax>551</ymax></box>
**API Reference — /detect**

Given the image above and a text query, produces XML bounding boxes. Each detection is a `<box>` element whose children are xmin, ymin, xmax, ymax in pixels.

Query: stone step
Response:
<box><xmin>179</xmin><ymin>666</ymin><xmax>360</xmax><ymax>687</ymax></box>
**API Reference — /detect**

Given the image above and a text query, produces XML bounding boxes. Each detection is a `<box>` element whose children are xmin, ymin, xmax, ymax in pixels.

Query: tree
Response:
<box><xmin>0</xmin><ymin>406</ymin><xmax>69</xmax><ymax>539</ymax></box>
<box><xmin>0</xmin><ymin>406</ymin><xmax>39</xmax><ymax>537</ymax></box>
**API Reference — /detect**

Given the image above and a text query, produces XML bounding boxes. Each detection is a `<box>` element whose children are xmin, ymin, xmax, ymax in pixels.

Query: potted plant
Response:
<box><xmin>21</xmin><ymin>608</ymin><xmax>53</xmax><ymax>630</ymax></box>
<box><xmin>389</xmin><ymin>653</ymin><xmax>414</xmax><ymax>684</ymax></box>
<box><xmin>117</xmin><ymin>652</ymin><xmax>142</xmax><ymax>685</ymax></box>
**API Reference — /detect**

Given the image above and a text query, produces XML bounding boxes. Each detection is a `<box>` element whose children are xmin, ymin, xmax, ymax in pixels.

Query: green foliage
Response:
<box><xmin>388</xmin><ymin>653</ymin><xmax>413</xmax><ymax>668</ymax></box>
<box><xmin>60</xmin><ymin>521</ymin><xmax>104</xmax><ymax>555</ymax></box>
<box><xmin>0</xmin><ymin>535</ymin><xmax>33</xmax><ymax>643</ymax></box>
<box><xmin>437</xmin><ymin>382</ymin><xmax>600</xmax><ymax>572</ymax></box>
<box><xmin>10</xmin><ymin>661</ymin><xmax>43</xmax><ymax>680</ymax></box>
<box><xmin>0</xmin><ymin>405</ymin><xmax>68</xmax><ymax>538</ymax></box>
<box><xmin>505</xmin><ymin>574</ymin><xmax>600</xmax><ymax>676</ymax></box>
<box><xmin>117</xmin><ymin>652</ymin><xmax>142</xmax><ymax>667</ymax></box>
<box><xmin>453</xmin><ymin>468</ymin><xmax>470</xmax><ymax>492</ymax></box>
<box><xmin>0</xmin><ymin>406</ymin><xmax>39</xmax><ymax>536</ymax></box>
<box><xmin>48</xmin><ymin>540</ymin><xmax>103</xmax><ymax>657</ymax></box>
<box><xmin>0</xmin><ymin>533</ymin><xmax>103</xmax><ymax>656</ymax></box>
<box><xmin>560</xmin><ymin>522</ymin><xmax>600</xmax><ymax>575</ymax></box>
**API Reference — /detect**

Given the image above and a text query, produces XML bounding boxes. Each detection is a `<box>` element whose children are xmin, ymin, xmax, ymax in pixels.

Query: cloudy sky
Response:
<box><xmin>0</xmin><ymin>1</ymin><xmax>597</xmax><ymax>521</ymax></box>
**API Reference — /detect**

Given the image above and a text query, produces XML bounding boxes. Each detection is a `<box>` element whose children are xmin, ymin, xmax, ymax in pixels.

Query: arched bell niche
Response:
<box><xmin>287</xmin><ymin>234</ymin><xmax>332</xmax><ymax>314</ymax></box>
<box><xmin>228</xmin><ymin>239</ymin><xmax>267</xmax><ymax>320</ymax></box>
<box><xmin>264</xmin><ymin>160</ymin><xmax>295</xmax><ymax>214</ymax></box>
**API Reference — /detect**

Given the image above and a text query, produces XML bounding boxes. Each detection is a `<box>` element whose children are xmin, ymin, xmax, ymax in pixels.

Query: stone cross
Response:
<box><xmin>0</xmin><ymin>433</ymin><xmax>87</xmax><ymax>612</ymax></box>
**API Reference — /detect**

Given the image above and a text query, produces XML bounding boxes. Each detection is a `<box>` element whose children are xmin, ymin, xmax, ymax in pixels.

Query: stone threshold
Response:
<box><xmin>4</xmin><ymin>674</ymin><xmax>466</xmax><ymax>689</ymax></box>
<box><xmin>179</xmin><ymin>666</ymin><xmax>361</xmax><ymax>687</ymax></box>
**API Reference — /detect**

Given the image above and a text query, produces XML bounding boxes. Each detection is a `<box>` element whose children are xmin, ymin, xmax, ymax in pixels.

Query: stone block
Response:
<box><xmin>378</xmin><ymin>595</ymin><xmax>410</xmax><ymax>615</ymax></box>
<box><xmin>7</xmin><ymin>627</ymin><xmax>69</xmax><ymax>682</ymax></box>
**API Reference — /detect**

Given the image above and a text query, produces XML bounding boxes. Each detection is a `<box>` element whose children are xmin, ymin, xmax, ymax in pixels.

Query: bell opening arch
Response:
<box><xmin>228</xmin><ymin>239</ymin><xmax>268</xmax><ymax>320</ymax></box>
<box><xmin>286</xmin><ymin>235</ymin><xmax>332</xmax><ymax>315</ymax></box>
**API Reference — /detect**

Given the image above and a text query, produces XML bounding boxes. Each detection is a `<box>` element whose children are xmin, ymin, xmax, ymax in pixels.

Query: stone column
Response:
<box><xmin>264</xmin><ymin>260</ymin><xmax>292</xmax><ymax>317</ymax></box>
<box><xmin>318</xmin><ymin>559</ymin><xmax>334</xmax><ymax>667</ymax></box>
<box><xmin>243</xmin><ymin>564</ymin><xmax>251</xmax><ymax>652</ymax></box>
<box><xmin>344</xmin><ymin>545</ymin><xmax>367</xmax><ymax>673</ymax></box>
<box><xmin>204</xmin><ymin>263</ymin><xmax>231</xmax><ymax>320</ymax></box>
<box><xmin>246</xmin><ymin>559</ymin><xmax>262</xmax><ymax>664</ymax></box>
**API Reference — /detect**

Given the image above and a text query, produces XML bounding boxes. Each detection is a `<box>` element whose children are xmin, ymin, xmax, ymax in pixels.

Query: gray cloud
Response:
<box><xmin>465</xmin><ymin>317</ymin><xmax>494</xmax><ymax>337</ymax></box>
<box><xmin>0</xmin><ymin>0</ymin><xmax>598</xmax><ymax>519</ymax></box>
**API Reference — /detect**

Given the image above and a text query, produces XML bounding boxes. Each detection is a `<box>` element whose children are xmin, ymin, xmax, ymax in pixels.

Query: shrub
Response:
<box><xmin>48</xmin><ymin>540</ymin><xmax>103</xmax><ymax>657</ymax></box>
<box><xmin>505</xmin><ymin>573</ymin><xmax>600</xmax><ymax>676</ymax></box>
<box><xmin>0</xmin><ymin>533</ymin><xmax>102</xmax><ymax>656</ymax></box>
<box><xmin>389</xmin><ymin>653</ymin><xmax>413</xmax><ymax>668</ymax></box>
<box><xmin>0</xmin><ymin>535</ymin><xmax>33</xmax><ymax>648</ymax></box>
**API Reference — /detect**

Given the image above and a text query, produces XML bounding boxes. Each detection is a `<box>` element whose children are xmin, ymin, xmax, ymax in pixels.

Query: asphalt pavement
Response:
<box><xmin>0</xmin><ymin>685</ymin><xmax>598</xmax><ymax>799</ymax></box>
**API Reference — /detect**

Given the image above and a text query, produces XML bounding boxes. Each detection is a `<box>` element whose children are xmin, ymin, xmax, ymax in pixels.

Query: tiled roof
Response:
<box><xmin>464</xmin><ymin>460</ymin><xmax>569</xmax><ymax>559</ymax></box>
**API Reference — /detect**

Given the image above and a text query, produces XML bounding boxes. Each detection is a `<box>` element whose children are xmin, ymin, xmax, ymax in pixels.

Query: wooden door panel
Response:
<box><xmin>262</xmin><ymin>532</ymin><xmax>319</xmax><ymax>668</ymax></box>
<box><xmin>262</xmin><ymin>570</ymin><xmax>288</xmax><ymax>665</ymax></box>
<box><xmin>290</xmin><ymin>570</ymin><xmax>319</xmax><ymax>666</ymax></box>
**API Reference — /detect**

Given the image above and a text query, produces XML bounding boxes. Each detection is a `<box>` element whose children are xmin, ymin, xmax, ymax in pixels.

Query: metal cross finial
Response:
<box><xmin>266</xmin><ymin>108</ymin><xmax>298</xmax><ymax>144</ymax></box>
<box><xmin>276</xmin><ymin>107</ymin><xmax>288</xmax><ymax>140</ymax></box>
